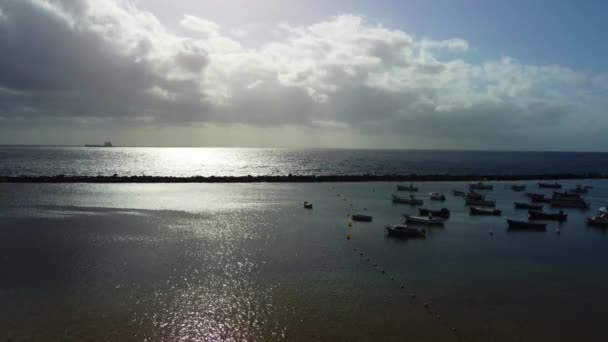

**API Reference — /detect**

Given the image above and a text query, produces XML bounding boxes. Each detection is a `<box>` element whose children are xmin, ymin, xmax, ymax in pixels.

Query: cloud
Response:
<box><xmin>0</xmin><ymin>0</ymin><xmax>606</xmax><ymax>148</ymax></box>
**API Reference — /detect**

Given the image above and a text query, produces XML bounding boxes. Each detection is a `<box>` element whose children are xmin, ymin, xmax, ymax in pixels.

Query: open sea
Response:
<box><xmin>1</xmin><ymin>147</ymin><xmax>608</xmax><ymax>341</ymax></box>
<box><xmin>1</xmin><ymin>146</ymin><xmax>608</xmax><ymax>176</ymax></box>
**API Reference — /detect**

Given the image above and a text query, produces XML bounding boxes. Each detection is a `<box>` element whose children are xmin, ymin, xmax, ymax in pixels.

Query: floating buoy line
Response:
<box><xmin>336</xmin><ymin>188</ymin><xmax>461</xmax><ymax>340</ymax></box>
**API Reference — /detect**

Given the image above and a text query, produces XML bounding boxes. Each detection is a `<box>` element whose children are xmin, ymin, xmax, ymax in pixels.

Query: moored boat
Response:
<box><xmin>385</xmin><ymin>224</ymin><xmax>426</xmax><ymax>238</ymax></box>
<box><xmin>526</xmin><ymin>192</ymin><xmax>544</xmax><ymax>198</ymax></box>
<box><xmin>507</xmin><ymin>219</ymin><xmax>547</xmax><ymax>231</ymax></box>
<box><xmin>514</xmin><ymin>202</ymin><xmax>543</xmax><ymax>210</ymax></box>
<box><xmin>511</xmin><ymin>184</ymin><xmax>526</xmax><ymax>192</ymax></box>
<box><xmin>587</xmin><ymin>208</ymin><xmax>608</xmax><ymax>227</ymax></box>
<box><xmin>553</xmin><ymin>191</ymin><xmax>582</xmax><ymax>200</ymax></box>
<box><xmin>419</xmin><ymin>208</ymin><xmax>450</xmax><ymax>219</ymax></box>
<box><xmin>528</xmin><ymin>210</ymin><xmax>567</xmax><ymax>222</ymax></box>
<box><xmin>429</xmin><ymin>192</ymin><xmax>446</xmax><ymax>201</ymax></box>
<box><xmin>465</xmin><ymin>198</ymin><xmax>496</xmax><ymax>207</ymax></box>
<box><xmin>352</xmin><ymin>214</ymin><xmax>372</xmax><ymax>222</ymax></box>
<box><xmin>397</xmin><ymin>184</ymin><xmax>418</xmax><ymax>192</ymax></box>
<box><xmin>550</xmin><ymin>198</ymin><xmax>590</xmax><ymax>208</ymax></box>
<box><xmin>403</xmin><ymin>215</ymin><xmax>444</xmax><ymax>225</ymax></box>
<box><xmin>530</xmin><ymin>195</ymin><xmax>551</xmax><ymax>203</ymax></box>
<box><xmin>304</xmin><ymin>201</ymin><xmax>313</xmax><ymax>209</ymax></box>
<box><xmin>452</xmin><ymin>190</ymin><xmax>466</xmax><ymax>197</ymax></box>
<box><xmin>587</xmin><ymin>216</ymin><xmax>608</xmax><ymax>226</ymax></box>
<box><xmin>538</xmin><ymin>182</ymin><xmax>561</xmax><ymax>189</ymax></box>
<box><xmin>469</xmin><ymin>182</ymin><xmax>493</xmax><ymax>190</ymax></box>
<box><xmin>392</xmin><ymin>194</ymin><xmax>423</xmax><ymax>205</ymax></box>
<box><xmin>465</xmin><ymin>191</ymin><xmax>484</xmax><ymax>200</ymax></box>
<box><xmin>470</xmin><ymin>207</ymin><xmax>502</xmax><ymax>216</ymax></box>
<box><xmin>568</xmin><ymin>185</ymin><xmax>588</xmax><ymax>194</ymax></box>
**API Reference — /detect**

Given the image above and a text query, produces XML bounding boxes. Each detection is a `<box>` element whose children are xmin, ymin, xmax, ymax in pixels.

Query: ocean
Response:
<box><xmin>1</xmin><ymin>146</ymin><xmax>608</xmax><ymax>177</ymax></box>
<box><xmin>2</xmin><ymin>147</ymin><xmax>608</xmax><ymax>340</ymax></box>
<box><xmin>1</xmin><ymin>181</ymin><xmax>607</xmax><ymax>341</ymax></box>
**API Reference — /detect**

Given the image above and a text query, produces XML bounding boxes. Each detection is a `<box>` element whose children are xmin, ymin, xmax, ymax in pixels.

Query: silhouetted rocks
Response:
<box><xmin>0</xmin><ymin>173</ymin><xmax>606</xmax><ymax>183</ymax></box>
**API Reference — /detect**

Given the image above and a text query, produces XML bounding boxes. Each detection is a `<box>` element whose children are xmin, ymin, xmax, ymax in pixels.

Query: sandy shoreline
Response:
<box><xmin>1</xmin><ymin>173</ymin><xmax>607</xmax><ymax>183</ymax></box>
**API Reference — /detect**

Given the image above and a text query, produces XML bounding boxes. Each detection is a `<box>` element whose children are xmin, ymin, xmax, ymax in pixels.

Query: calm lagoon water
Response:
<box><xmin>1</xmin><ymin>180</ymin><xmax>608</xmax><ymax>341</ymax></box>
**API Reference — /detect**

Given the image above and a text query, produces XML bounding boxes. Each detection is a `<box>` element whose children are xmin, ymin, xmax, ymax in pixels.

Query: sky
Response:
<box><xmin>0</xmin><ymin>0</ymin><xmax>607</xmax><ymax>150</ymax></box>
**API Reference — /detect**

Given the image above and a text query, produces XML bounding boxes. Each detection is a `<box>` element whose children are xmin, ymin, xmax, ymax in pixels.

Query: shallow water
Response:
<box><xmin>1</xmin><ymin>181</ymin><xmax>607</xmax><ymax>341</ymax></box>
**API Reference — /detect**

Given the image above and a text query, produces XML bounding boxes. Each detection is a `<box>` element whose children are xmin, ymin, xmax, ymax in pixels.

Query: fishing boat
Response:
<box><xmin>429</xmin><ymin>192</ymin><xmax>446</xmax><ymax>201</ymax></box>
<box><xmin>403</xmin><ymin>215</ymin><xmax>444</xmax><ymax>225</ymax></box>
<box><xmin>587</xmin><ymin>208</ymin><xmax>608</xmax><ymax>227</ymax></box>
<box><xmin>568</xmin><ymin>185</ymin><xmax>588</xmax><ymax>194</ymax></box>
<box><xmin>469</xmin><ymin>182</ymin><xmax>493</xmax><ymax>190</ymax></box>
<box><xmin>452</xmin><ymin>190</ymin><xmax>466</xmax><ymax>197</ymax></box>
<box><xmin>587</xmin><ymin>216</ymin><xmax>608</xmax><ymax>226</ymax></box>
<box><xmin>352</xmin><ymin>214</ymin><xmax>373</xmax><ymax>222</ymax></box>
<box><xmin>528</xmin><ymin>210</ymin><xmax>567</xmax><ymax>222</ymax></box>
<box><xmin>530</xmin><ymin>195</ymin><xmax>551</xmax><ymax>203</ymax></box>
<box><xmin>511</xmin><ymin>184</ymin><xmax>526</xmax><ymax>192</ymax></box>
<box><xmin>465</xmin><ymin>191</ymin><xmax>485</xmax><ymax>200</ymax></box>
<box><xmin>514</xmin><ymin>202</ymin><xmax>543</xmax><ymax>210</ymax></box>
<box><xmin>465</xmin><ymin>198</ymin><xmax>496</xmax><ymax>207</ymax></box>
<box><xmin>385</xmin><ymin>224</ymin><xmax>426</xmax><ymax>238</ymax></box>
<box><xmin>538</xmin><ymin>182</ymin><xmax>561</xmax><ymax>189</ymax></box>
<box><xmin>419</xmin><ymin>208</ymin><xmax>450</xmax><ymax>219</ymax></box>
<box><xmin>397</xmin><ymin>184</ymin><xmax>418</xmax><ymax>192</ymax></box>
<box><xmin>551</xmin><ymin>199</ymin><xmax>590</xmax><ymax>209</ymax></box>
<box><xmin>303</xmin><ymin>201</ymin><xmax>313</xmax><ymax>209</ymax></box>
<box><xmin>550</xmin><ymin>192</ymin><xmax>589</xmax><ymax>209</ymax></box>
<box><xmin>553</xmin><ymin>191</ymin><xmax>582</xmax><ymax>200</ymax></box>
<box><xmin>470</xmin><ymin>207</ymin><xmax>502</xmax><ymax>216</ymax></box>
<box><xmin>392</xmin><ymin>194</ymin><xmax>423</xmax><ymax>205</ymax></box>
<box><xmin>507</xmin><ymin>219</ymin><xmax>547</xmax><ymax>231</ymax></box>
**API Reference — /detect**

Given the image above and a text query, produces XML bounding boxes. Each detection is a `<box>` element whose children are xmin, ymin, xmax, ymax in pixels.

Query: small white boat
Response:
<box><xmin>403</xmin><ymin>215</ymin><xmax>444</xmax><ymax>226</ymax></box>
<box><xmin>385</xmin><ymin>224</ymin><xmax>426</xmax><ymax>238</ymax></box>
<box><xmin>428</xmin><ymin>192</ymin><xmax>446</xmax><ymax>201</ymax></box>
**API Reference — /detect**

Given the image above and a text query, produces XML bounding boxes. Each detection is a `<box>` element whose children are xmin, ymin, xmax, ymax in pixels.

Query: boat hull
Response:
<box><xmin>403</xmin><ymin>215</ymin><xmax>444</xmax><ymax>225</ymax></box>
<box><xmin>528</xmin><ymin>210</ymin><xmax>567</xmax><ymax>222</ymax></box>
<box><xmin>514</xmin><ymin>202</ymin><xmax>543</xmax><ymax>210</ymax></box>
<box><xmin>352</xmin><ymin>214</ymin><xmax>372</xmax><ymax>222</ymax></box>
<box><xmin>396</xmin><ymin>185</ymin><xmax>418</xmax><ymax>192</ymax></box>
<box><xmin>419</xmin><ymin>208</ymin><xmax>450</xmax><ymax>219</ymax></box>
<box><xmin>538</xmin><ymin>183</ymin><xmax>562</xmax><ymax>189</ymax></box>
<box><xmin>470</xmin><ymin>207</ymin><xmax>501</xmax><ymax>216</ymax></box>
<box><xmin>385</xmin><ymin>225</ymin><xmax>426</xmax><ymax>238</ymax></box>
<box><xmin>392</xmin><ymin>195</ymin><xmax>423</xmax><ymax>205</ymax></box>
<box><xmin>465</xmin><ymin>199</ymin><xmax>496</xmax><ymax>207</ymax></box>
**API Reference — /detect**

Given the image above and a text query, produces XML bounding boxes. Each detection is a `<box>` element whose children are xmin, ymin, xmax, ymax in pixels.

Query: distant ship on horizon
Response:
<box><xmin>84</xmin><ymin>141</ymin><xmax>113</xmax><ymax>147</ymax></box>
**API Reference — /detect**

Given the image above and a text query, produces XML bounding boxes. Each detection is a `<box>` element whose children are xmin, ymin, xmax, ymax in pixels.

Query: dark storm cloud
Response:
<box><xmin>0</xmin><ymin>0</ymin><xmax>209</xmax><ymax>121</ymax></box>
